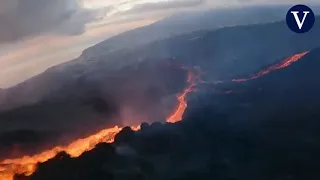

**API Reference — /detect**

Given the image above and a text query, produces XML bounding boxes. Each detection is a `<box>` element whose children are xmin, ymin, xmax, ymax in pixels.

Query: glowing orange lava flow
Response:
<box><xmin>167</xmin><ymin>70</ymin><xmax>197</xmax><ymax>123</ymax></box>
<box><xmin>0</xmin><ymin>126</ymin><xmax>124</xmax><ymax>180</ymax></box>
<box><xmin>233</xmin><ymin>51</ymin><xmax>309</xmax><ymax>82</ymax></box>
<box><xmin>0</xmin><ymin>69</ymin><xmax>197</xmax><ymax>180</ymax></box>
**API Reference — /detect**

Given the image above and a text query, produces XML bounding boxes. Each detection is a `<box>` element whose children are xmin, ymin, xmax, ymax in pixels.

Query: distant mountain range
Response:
<box><xmin>82</xmin><ymin>5</ymin><xmax>311</xmax><ymax>59</ymax></box>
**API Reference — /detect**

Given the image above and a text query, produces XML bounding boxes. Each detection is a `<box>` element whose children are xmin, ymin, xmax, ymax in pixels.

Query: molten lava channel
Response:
<box><xmin>233</xmin><ymin>51</ymin><xmax>309</xmax><ymax>82</ymax></box>
<box><xmin>0</xmin><ymin>69</ymin><xmax>197</xmax><ymax>180</ymax></box>
<box><xmin>1</xmin><ymin>51</ymin><xmax>308</xmax><ymax>179</ymax></box>
<box><xmin>167</xmin><ymin>70</ymin><xmax>196</xmax><ymax>123</ymax></box>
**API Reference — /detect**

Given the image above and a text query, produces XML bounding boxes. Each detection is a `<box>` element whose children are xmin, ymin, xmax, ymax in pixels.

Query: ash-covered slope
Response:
<box><xmin>231</xmin><ymin>48</ymin><xmax>320</xmax><ymax>107</ymax></box>
<box><xmin>122</xmin><ymin>16</ymin><xmax>320</xmax><ymax>81</ymax></box>
<box><xmin>198</xmin><ymin>48</ymin><xmax>320</xmax><ymax>125</ymax></box>
<box><xmin>20</xmin><ymin>48</ymin><xmax>320</xmax><ymax>180</ymax></box>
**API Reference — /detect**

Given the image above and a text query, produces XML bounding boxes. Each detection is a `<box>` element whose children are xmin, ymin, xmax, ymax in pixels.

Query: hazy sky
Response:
<box><xmin>0</xmin><ymin>0</ymin><xmax>318</xmax><ymax>88</ymax></box>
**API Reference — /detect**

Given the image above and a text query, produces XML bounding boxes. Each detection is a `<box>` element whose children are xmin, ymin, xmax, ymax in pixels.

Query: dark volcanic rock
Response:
<box><xmin>0</xmin><ymin>58</ymin><xmax>189</xmax><ymax>157</ymax></box>
<box><xmin>114</xmin><ymin>127</ymin><xmax>136</xmax><ymax>145</ymax></box>
<box><xmin>20</xmin><ymin>47</ymin><xmax>320</xmax><ymax>180</ymax></box>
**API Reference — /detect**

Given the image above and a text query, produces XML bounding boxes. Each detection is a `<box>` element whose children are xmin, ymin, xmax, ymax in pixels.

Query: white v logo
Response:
<box><xmin>290</xmin><ymin>11</ymin><xmax>310</xmax><ymax>29</ymax></box>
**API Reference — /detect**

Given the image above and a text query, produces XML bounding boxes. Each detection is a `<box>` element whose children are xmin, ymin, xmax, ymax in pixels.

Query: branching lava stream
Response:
<box><xmin>0</xmin><ymin>69</ymin><xmax>197</xmax><ymax>180</ymax></box>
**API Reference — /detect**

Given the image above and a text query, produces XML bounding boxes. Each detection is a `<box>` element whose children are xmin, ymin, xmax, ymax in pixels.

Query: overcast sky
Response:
<box><xmin>0</xmin><ymin>0</ymin><xmax>319</xmax><ymax>88</ymax></box>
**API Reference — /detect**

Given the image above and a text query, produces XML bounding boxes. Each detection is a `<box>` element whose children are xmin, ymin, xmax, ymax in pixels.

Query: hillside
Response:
<box><xmin>119</xmin><ymin>16</ymin><xmax>320</xmax><ymax>81</ymax></box>
<box><xmin>2</xmin><ymin>15</ymin><xmax>320</xmax><ymax>112</ymax></box>
<box><xmin>80</xmin><ymin>5</ymin><xmax>299</xmax><ymax>59</ymax></box>
<box><xmin>0</xmin><ymin>13</ymin><xmax>320</xmax><ymax>161</ymax></box>
<box><xmin>16</xmin><ymin>48</ymin><xmax>320</xmax><ymax>180</ymax></box>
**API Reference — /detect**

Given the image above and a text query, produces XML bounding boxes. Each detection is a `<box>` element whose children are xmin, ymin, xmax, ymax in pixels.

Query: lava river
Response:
<box><xmin>0</xmin><ymin>69</ymin><xmax>197</xmax><ymax>180</ymax></box>
<box><xmin>0</xmin><ymin>51</ymin><xmax>309</xmax><ymax>179</ymax></box>
<box><xmin>233</xmin><ymin>51</ymin><xmax>309</xmax><ymax>82</ymax></box>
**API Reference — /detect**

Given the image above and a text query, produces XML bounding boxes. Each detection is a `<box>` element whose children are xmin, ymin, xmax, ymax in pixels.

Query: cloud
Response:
<box><xmin>0</xmin><ymin>17</ymin><xmax>159</xmax><ymax>88</ymax></box>
<box><xmin>0</xmin><ymin>0</ymin><xmax>82</xmax><ymax>43</ymax></box>
<box><xmin>1</xmin><ymin>0</ymin><xmax>320</xmax><ymax>44</ymax></box>
<box><xmin>0</xmin><ymin>0</ymin><xmax>113</xmax><ymax>44</ymax></box>
<box><xmin>119</xmin><ymin>0</ymin><xmax>204</xmax><ymax>15</ymax></box>
<box><xmin>0</xmin><ymin>0</ymin><xmax>206</xmax><ymax>44</ymax></box>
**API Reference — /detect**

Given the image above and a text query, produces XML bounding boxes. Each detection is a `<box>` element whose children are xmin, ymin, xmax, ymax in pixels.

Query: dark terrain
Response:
<box><xmin>0</xmin><ymin>6</ymin><xmax>320</xmax><ymax>179</ymax></box>
<box><xmin>1</xmin><ymin>14</ymin><xmax>320</xmax><ymax>155</ymax></box>
<box><xmin>0</xmin><ymin>60</ymin><xmax>188</xmax><ymax>159</ymax></box>
<box><xmin>17</xmin><ymin>48</ymin><xmax>320</xmax><ymax>180</ymax></box>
